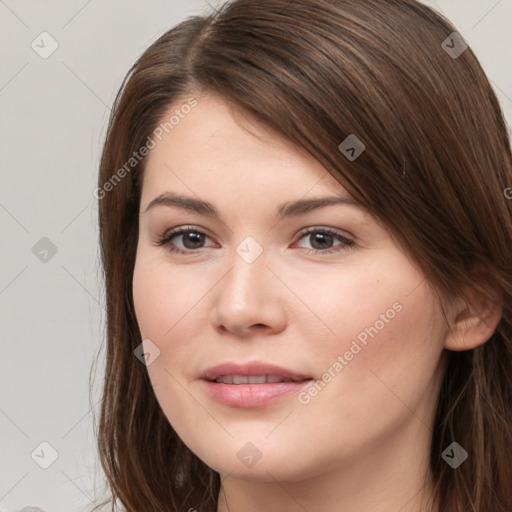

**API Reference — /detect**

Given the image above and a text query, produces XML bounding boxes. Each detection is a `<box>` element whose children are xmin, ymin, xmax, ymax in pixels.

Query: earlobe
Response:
<box><xmin>443</xmin><ymin>288</ymin><xmax>503</xmax><ymax>352</ymax></box>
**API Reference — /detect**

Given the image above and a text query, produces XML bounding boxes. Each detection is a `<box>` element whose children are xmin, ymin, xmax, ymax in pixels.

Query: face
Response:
<box><xmin>132</xmin><ymin>93</ymin><xmax>449</xmax><ymax>482</ymax></box>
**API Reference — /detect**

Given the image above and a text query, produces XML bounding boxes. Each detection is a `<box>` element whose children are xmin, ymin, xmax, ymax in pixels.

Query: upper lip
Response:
<box><xmin>201</xmin><ymin>362</ymin><xmax>312</xmax><ymax>382</ymax></box>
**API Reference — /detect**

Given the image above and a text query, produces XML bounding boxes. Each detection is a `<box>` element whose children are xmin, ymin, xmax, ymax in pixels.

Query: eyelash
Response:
<box><xmin>155</xmin><ymin>225</ymin><xmax>354</xmax><ymax>256</ymax></box>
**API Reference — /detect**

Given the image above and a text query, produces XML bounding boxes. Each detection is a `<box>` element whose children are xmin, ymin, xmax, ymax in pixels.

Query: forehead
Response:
<box><xmin>141</xmin><ymin>93</ymin><xmax>349</xmax><ymax>202</ymax></box>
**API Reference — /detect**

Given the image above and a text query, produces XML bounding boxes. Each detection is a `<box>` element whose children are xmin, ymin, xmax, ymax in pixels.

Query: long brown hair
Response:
<box><xmin>92</xmin><ymin>0</ymin><xmax>512</xmax><ymax>510</ymax></box>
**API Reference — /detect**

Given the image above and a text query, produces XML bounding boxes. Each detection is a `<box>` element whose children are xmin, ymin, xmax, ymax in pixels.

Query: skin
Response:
<box><xmin>132</xmin><ymin>93</ymin><xmax>501</xmax><ymax>512</ymax></box>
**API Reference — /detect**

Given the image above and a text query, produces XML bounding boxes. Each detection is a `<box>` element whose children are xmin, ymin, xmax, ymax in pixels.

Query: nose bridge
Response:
<box><xmin>212</xmin><ymin>235</ymin><xmax>285</xmax><ymax>334</ymax></box>
<box><xmin>222</xmin><ymin>236</ymin><xmax>269</xmax><ymax>306</ymax></box>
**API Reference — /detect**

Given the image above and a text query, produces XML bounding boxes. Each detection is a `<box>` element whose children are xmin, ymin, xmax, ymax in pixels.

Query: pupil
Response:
<box><xmin>311</xmin><ymin>233</ymin><xmax>333</xmax><ymax>250</ymax></box>
<box><xmin>184</xmin><ymin>232</ymin><xmax>204</xmax><ymax>249</ymax></box>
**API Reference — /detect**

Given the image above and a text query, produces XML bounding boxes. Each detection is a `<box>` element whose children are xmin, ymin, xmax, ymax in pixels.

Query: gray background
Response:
<box><xmin>1</xmin><ymin>1</ymin><xmax>511</xmax><ymax>511</ymax></box>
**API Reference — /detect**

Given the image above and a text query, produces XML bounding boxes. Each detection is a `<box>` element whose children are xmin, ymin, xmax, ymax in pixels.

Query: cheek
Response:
<box><xmin>132</xmin><ymin>256</ymin><xmax>206</xmax><ymax>421</ymax></box>
<box><xmin>281</xmin><ymin>255</ymin><xmax>432</xmax><ymax>360</ymax></box>
<box><xmin>296</xmin><ymin>255</ymin><xmax>446</xmax><ymax>411</ymax></box>
<box><xmin>303</xmin><ymin>270</ymin><xmax>446</xmax><ymax>435</ymax></box>
<box><xmin>132</xmin><ymin>253</ymin><xmax>204</xmax><ymax>342</ymax></box>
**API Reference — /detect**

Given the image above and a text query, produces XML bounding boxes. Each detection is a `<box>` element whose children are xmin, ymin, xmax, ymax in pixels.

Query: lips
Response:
<box><xmin>201</xmin><ymin>362</ymin><xmax>312</xmax><ymax>383</ymax></box>
<box><xmin>200</xmin><ymin>362</ymin><xmax>313</xmax><ymax>407</ymax></box>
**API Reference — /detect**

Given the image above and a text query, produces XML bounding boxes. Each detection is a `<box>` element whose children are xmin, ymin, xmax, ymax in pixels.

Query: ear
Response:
<box><xmin>443</xmin><ymin>284</ymin><xmax>503</xmax><ymax>352</ymax></box>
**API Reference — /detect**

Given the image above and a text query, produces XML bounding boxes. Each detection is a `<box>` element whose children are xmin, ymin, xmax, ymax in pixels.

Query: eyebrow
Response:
<box><xmin>143</xmin><ymin>192</ymin><xmax>364</xmax><ymax>219</ymax></box>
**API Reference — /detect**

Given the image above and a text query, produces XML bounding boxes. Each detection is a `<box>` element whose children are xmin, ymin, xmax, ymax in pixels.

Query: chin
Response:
<box><xmin>194</xmin><ymin>442</ymin><xmax>321</xmax><ymax>483</ymax></box>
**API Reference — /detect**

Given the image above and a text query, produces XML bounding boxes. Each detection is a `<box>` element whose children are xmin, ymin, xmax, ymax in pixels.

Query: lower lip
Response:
<box><xmin>202</xmin><ymin>380</ymin><xmax>312</xmax><ymax>407</ymax></box>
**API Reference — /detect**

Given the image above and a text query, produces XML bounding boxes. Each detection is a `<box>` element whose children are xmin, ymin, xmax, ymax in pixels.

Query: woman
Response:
<box><xmin>93</xmin><ymin>0</ymin><xmax>512</xmax><ymax>510</ymax></box>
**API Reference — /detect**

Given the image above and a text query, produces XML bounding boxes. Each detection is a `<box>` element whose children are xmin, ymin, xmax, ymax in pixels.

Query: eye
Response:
<box><xmin>156</xmin><ymin>226</ymin><xmax>215</xmax><ymax>254</ymax></box>
<box><xmin>294</xmin><ymin>227</ymin><xmax>354</xmax><ymax>255</ymax></box>
<box><xmin>155</xmin><ymin>226</ymin><xmax>354</xmax><ymax>256</ymax></box>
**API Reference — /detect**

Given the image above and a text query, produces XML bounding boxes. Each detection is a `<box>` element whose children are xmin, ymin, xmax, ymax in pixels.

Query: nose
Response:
<box><xmin>211</xmin><ymin>246</ymin><xmax>287</xmax><ymax>338</ymax></box>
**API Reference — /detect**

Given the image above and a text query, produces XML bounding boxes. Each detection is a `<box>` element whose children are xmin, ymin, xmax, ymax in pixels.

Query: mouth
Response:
<box><xmin>200</xmin><ymin>362</ymin><xmax>314</xmax><ymax>407</ymax></box>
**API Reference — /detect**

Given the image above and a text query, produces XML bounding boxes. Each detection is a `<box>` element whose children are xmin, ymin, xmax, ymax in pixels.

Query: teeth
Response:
<box><xmin>248</xmin><ymin>376</ymin><xmax>266</xmax><ymax>384</ymax></box>
<box><xmin>214</xmin><ymin>375</ymin><xmax>294</xmax><ymax>384</ymax></box>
